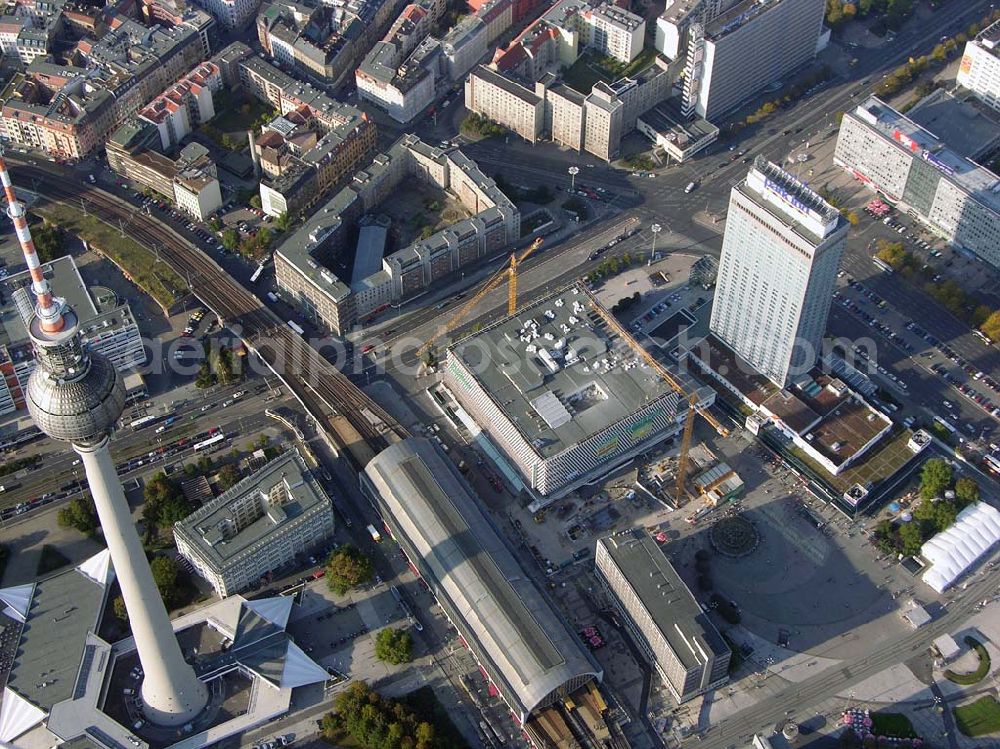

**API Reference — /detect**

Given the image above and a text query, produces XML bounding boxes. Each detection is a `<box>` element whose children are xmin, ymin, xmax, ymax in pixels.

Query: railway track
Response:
<box><xmin>14</xmin><ymin>163</ymin><xmax>406</xmax><ymax>463</ymax></box>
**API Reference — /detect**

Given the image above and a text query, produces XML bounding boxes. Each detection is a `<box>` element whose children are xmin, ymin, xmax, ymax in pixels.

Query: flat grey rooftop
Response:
<box><xmin>639</xmin><ymin>101</ymin><xmax>718</xmax><ymax>146</ymax></box>
<box><xmin>448</xmin><ymin>285</ymin><xmax>676</xmax><ymax>458</ymax></box>
<box><xmin>173</xmin><ymin>451</ymin><xmax>330</xmax><ymax>570</ymax></box>
<box><xmin>364</xmin><ymin>438</ymin><xmax>601</xmax><ymax>719</ymax></box>
<box><xmin>598</xmin><ymin>530</ymin><xmax>729</xmax><ymax>670</ymax></box>
<box><xmin>907</xmin><ymin>89</ymin><xmax>1000</xmax><ymax>161</ymax></box>
<box><xmin>351</xmin><ymin>224</ymin><xmax>387</xmax><ymax>287</ymax></box>
<box><xmin>2</xmin><ymin>255</ymin><xmax>96</xmax><ymax>346</ymax></box>
<box><xmin>5</xmin><ymin>570</ymin><xmax>106</xmax><ymax>711</ymax></box>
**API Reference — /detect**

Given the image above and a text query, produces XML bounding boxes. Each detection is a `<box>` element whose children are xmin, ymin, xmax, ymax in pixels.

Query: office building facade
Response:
<box><xmin>834</xmin><ymin>96</ymin><xmax>1000</xmax><ymax>269</ymax></box>
<box><xmin>957</xmin><ymin>21</ymin><xmax>1000</xmax><ymax>112</ymax></box>
<box><xmin>595</xmin><ymin>531</ymin><xmax>730</xmax><ymax>703</ymax></box>
<box><xmin>710</xmin><ymin>158</ymin><xmax>847</xmax><ymax>387</ymax></box>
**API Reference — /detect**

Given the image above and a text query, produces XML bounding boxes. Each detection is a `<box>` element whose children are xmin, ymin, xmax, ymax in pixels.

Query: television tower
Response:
<box><xmin>0</xmin><ymin>153</ymin><xmax>208</xmax><ymax>725</ymax></box>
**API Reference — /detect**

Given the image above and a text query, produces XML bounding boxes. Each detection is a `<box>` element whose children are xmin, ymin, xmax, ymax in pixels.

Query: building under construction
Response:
<box><xmin>444</xmin><ymin>284</ymin><xmax>705</xmax><ymax>502</ymax></box>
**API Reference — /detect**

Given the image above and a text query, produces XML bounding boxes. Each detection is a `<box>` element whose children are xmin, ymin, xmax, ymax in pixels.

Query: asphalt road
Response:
<box><xmin>0</xmin><ymin>376</ymin><xmax>290</xmax><ymax>522</ymax></box>
<box><xmin>689</xmin><ymin>562</ymin><xmax>1000</xmax><ymax>749</ymax></box>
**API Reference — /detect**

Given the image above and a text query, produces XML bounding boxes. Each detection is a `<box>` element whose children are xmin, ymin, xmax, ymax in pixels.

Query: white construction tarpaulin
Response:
<box><xmin>922</xmin><ymin>502</ymin><xmax>1000</xmax><ymax>593</ymax></box>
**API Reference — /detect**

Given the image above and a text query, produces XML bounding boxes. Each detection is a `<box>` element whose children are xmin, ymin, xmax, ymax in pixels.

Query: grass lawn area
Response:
<box><xmin>35</xmin><ymin>201</ymin><xmax>185</xmax><ymax>310</ymax></box>
<box><xmin>870</xmin><ymin>712</ymin><xmax>917</xmax><ymax>738</ymax></box>
<box><xmin>954</xmin><ymin>696</ymin><xmax>1000</xmax><ymax>737</ymax></box>
<box><xmin>563</xmin><ymin>53</ymin><xmax>612</xmax><ymax>93</ymax></box>
<box><xmin>210</xmin><ymin>93</ymin><xmax>274</xmax><ymax>133</ymax></box>
<box><xmin>562</xmin><ymin>48</ymin><xmax>659</xmax><ymax>93</ymax></box>
<box><xmin>945</xmin><ymin>636</ymin><xmax>991</xmax><ymax>685</ymax></box>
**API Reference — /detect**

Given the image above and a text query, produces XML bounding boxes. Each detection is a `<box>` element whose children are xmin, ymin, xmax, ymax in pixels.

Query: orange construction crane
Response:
<box><xmin>581</xmin><ymin>286</ymin><xmax>729</xmax><ymax>507</ymax></box>
<box><xmin>417</xmin><ymin>237</ymin><xmax>543</xmax><ymax>358</ymax></box>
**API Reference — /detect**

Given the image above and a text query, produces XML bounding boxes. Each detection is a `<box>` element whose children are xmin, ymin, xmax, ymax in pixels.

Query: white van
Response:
<box><xmin>685</xmin><ymin>182</ymin><xmax>696</xmax><ymax>194</ymax></box>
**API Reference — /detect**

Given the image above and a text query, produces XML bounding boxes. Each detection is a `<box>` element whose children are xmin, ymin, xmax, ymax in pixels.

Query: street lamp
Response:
<box><xmin>568</xmin><ymin>166</ymin><xmax>579</xmax><ymax>192</ymax></box>
<box><xmin>650</xmin><ymin>223</ymin><xmax>662</xmax><ymax>264</ymax></box>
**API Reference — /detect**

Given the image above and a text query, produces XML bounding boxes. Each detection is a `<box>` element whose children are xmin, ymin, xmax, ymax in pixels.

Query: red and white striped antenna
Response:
<box><xmin>0</xmin><ymin>148</ymin><xmax>64</xmax><ymax>333</ymax></box>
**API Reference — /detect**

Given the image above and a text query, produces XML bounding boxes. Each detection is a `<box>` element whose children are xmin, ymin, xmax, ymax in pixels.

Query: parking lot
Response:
<box><xmin>835</xmin><ymin>274</ymin><xmax>1000</xmax><ymax>437</ymax></box>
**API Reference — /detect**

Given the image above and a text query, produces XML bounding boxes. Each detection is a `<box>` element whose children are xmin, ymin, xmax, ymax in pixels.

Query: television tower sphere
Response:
<box><xmin>24</xmin><ymin>309</ymin><xmax>126</xmax><ymax>445</ymax></box>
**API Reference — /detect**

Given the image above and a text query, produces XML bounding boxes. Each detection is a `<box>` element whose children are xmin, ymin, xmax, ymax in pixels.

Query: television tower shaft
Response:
<box><xmin>1</xmin><ymin>151</ymin><xmax>208</xmax><ymax>725</ymax></box>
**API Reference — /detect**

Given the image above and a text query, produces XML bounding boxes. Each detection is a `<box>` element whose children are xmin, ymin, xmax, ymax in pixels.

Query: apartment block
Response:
<box><xmin>195</xmin><ymin>0</ymin><xmax>261</xmax><ymax>29</ymax></box>
<box><xmin>274</xmin><ymin>135</ymin><xmax>517</xmax><ymax>335</ymax></box>
<box><xmin>0</xmin><ymin>13</ymin><xmax>207</xmax><ymax>158</ymax></box>
<box><xmin>466</xmin><ymin>55</ymin><xmax>670</xmax><ymax>161</ymax></box>
<box><xmin>139</xmin><ymin>61</ymin><xmax>222</xmax><ymax>150</ymax></box>
<box><xmin>464</xmin><ymin>64</ymin><xmax>544</xmax><ymax>142</ymax></box>
<box><xmin>355</xmin><ymin>0</ymin><xmax>445</xmax><ymax>122</ymax></box>
<box><xmin>682</xmin><ymin>0</ymin><xmax>825</xmax><ymax>120</ymax></box>
<box><xmin>175</xmin><ymin>450</ymin><xmax>335</xmax><ymax>597</ymax></box>
<box><xmin>581</xmin><ymin>3</ymin><xmax>644</xmax><ymax>63</ymax></box>
<box><xmin>256</xmin><ymin>0</ymin><xmax>410</xmax><ymax>85</ymax></box>
<box><xmin>238</xmin><ymin>53</ymin><xmax>376</xmax><ymax>216</ymax></box>
<box><xmin>108</xmin><ymin>123</ymin><xmax>223</xmax><ymax>220</ymax></box>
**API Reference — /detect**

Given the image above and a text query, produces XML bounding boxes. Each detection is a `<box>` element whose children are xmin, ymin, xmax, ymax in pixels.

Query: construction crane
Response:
<box><xmin>581</xmin><ymin>287</ymin><xmax>729</xmax><ymax>507</ymax></box>
<box><xmin>417</xmin><ymin>237</ymin><xmax>543</xmax><ymax>358</ymax></box>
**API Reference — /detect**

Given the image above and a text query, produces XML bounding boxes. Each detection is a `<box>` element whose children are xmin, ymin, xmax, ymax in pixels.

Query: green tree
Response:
<box><xmin>374</xmin><ymin>627</ymin><xmax>413</xmax><ymax>664</ymax></box>
<box><xmin>222</xmin><ymin>228</ymin><xmax>240</xmax><ymax>251</ymax></box>
<box><xmin>955</xmin><ymin>477</ymin><xmax>980</xmax><ymax>507</ymax></box>
<box><xmin>919</xmin><ymin>458</ymin><xmax>953</xmax><ymax>499</ymax></box>
<box><xmin>207</xmin><ymin>216</ymin><xmax>223</xmax><ymax>232</ymax></box>
<box><xmin>933</xmin><ymin>501</ymin><xmax>958</xmax><ymax>532</ymax></box>
<box><xmin>275</xmin><ymin>212</ymin><xmax>292</xmax><ymax>232</ymax></box>
<box><xmin>898</xmin><ymin>521</ymin><xmax>924</xmax><ymax>556</ymax></box>
<box><xmin>150</xmin><ymin>556</ymin><xmax>182</xmax><ymax>607</ymax></box>
<box><xmin>846</xmin><ymin>210</ymin><xmax>860</xmax><ymax>227</ymax></box>
<box><xmin>57</xmin><ymin>496</ymin><xmax>98</xmax><ymax>534</ymax></box>
<box><xmin>195</xmin><ymin>361</ymin><xmax>216</xmax><ymax>389</ymax></box>
<box><xmin>420</xmin><ymin>225</ymin><xmax>435</xmax><ymax>239</ymax></box>
<box><xmin>143</xmin><ymin>473</ymin><xmax>192</xmax><ymax>530</ymax></box>
<box><xmin>216</xmin><ymin>463</ymin><xmax>241</xmax><ymax>491</ymax></box>
<box><xmin>415</xmin><ymin>722</ymin><xmax>434</xmax><ymax>747</ymax></box>
<box><xmin>326</xmin><ymin>544</ymin><xmax>374</xmax><ymax>594</ymax></box>
<box><xmin>32</xmin><ymin>220</ymin><xmax>64</xmax><ymax>262</ymax></box>
<box><xmin>113</xmin><ymin>595</ymin><xmax>128</xmax><ymax>623</ymax></box>
<box><xmin>980</xmin><ymin>310</ymin><xmax>1000</xmax><ymax>342</ymax></box>
<box><xmin>972</xmin><ymin>305</ymin><xmax>993</xmax><ymax>329</ymax></box>
<box><xmin>824</xmin><ymin>0</ymin><xmax>843</xmax><ymax>25</ymax></box>
<box><xmin>256</xmin><ymin>227</ymin><xmax>272</xmax><ymax>251</ymax></box>
<box><xmin>249</xmin><ymin>195</ymin><xmax>262</xmax><ymax>210</ymax></box>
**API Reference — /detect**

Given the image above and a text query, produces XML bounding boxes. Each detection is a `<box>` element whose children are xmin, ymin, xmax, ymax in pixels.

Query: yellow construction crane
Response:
<box><xmin>581</xmin><ymin>287</ymin><xmax>729</xmax><ymax>507</ymax></box>
<box><xmin>417</xmin><ymin>237</ymin><xmax>543</xmax><ymax>358</ymax></box>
